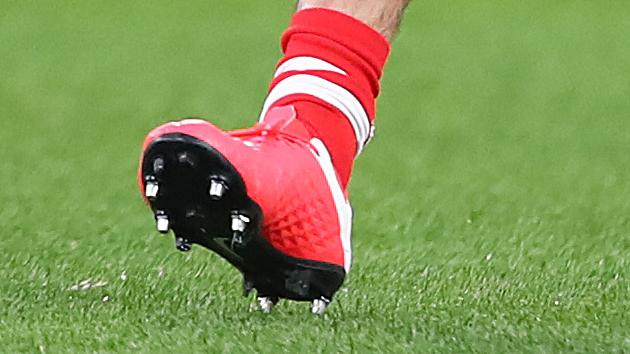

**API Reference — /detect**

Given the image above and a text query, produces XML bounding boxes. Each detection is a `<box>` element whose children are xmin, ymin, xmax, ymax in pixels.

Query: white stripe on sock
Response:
<box><xmin>274</xmin><ymin>56</ymin><xmax>347</xmax><ymax>78</ymax></box>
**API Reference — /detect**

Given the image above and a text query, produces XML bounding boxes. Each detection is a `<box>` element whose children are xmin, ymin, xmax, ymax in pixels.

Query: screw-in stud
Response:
<box><xmin>145</xmin><ymin>180</ymin><xmax>159</xmax><ymax>199</ymax></box>
<box><xmin>156</xmin><ymin>213</ymin><xmax>169</xmax><ymax>233</ymax></box>
<box><xmin>311</xmin><ymin>298</ymin><xmax>330</xmax><ymax>315</ymax></box>
<box><xmin>231</xmin><ymin>214</ymin><xmax>250</xmax><ymax>233</ymax></box>
<box><xmin>209</xmin><ymin>179</ymin><xmax>226</xmax><ymax>199</ymax></box>
<box><xmin>258</xmin><ymin>297</ymin><xmax>275</xmax><ymax>313</ymax></box>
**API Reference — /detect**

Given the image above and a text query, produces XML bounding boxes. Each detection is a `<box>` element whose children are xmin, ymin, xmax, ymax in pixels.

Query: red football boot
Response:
<box><xmin>138</xmin><ymin>106</ymin><xmax>351</xmax><ymax>313</ymax></box>
<box><xmin>138</xmin><ymin>8</ymin><xmax>390</xmax><ymax>314</ymax></box>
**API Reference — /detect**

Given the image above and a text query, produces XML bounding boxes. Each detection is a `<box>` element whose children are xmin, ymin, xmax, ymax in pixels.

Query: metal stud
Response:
<box><xmin>258</xmin><ymin>297</ymin><xmax>275</xmax><ymax>313</ymax></box>
<box><xmin>208</xmin><ymin>179</ymin><xmax>226</xmax><ymax>199</ymax></box>
<box><xmin>311</xmin><ymin>298</ymin><xmax>330</xmax><ymax>315</ymax></box>
<box><xmin>231</xmin><ymin>214</ymin><xmax>250</xmax><ymax>233</ymax></box>
<box><xmin>175</xmin><ymin>237</ymin><xmax>191</xmax><ymax>252</ymax></box>
<box><xmin>156</xmin><ymin>213</ymin><xmax>169</xmax><ymax>233</ymax></box>
<box><xmin>230</xmin><ymin>214</ymin><xmax>250</xmax><ymax>247</ymax></box>
<box><xmin>145</xmin><ymin>180</ymin><xmax>159</xmax><ymax>199</ymax></box>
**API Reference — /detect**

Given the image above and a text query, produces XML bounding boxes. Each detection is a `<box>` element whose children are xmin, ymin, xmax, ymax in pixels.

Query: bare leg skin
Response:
<box><xmin>297</xmin><ymin>0</ymin><xmax>411</xmax><ymax>41</ymax></box>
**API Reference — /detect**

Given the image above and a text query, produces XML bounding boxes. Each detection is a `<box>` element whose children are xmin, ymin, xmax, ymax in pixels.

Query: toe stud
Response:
<box><xmin>311</xmin><ymin>297</ymin><xmax>330</xmax><ymax>315</ymax></box>
<box><xmin>258</xmin><ymin>297</ymin><xmax>276</xmax><ymax>313</ymax></box>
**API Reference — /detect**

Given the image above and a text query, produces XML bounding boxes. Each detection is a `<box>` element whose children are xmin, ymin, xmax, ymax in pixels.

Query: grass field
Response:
<box><xmin>1</xmin><ymin>1</ymin><xmax>629</xmax><ymax>352</ymax></box>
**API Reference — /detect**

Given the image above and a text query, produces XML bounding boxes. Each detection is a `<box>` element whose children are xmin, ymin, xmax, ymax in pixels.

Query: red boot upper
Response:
<box><xmin>139</xmin><ymin>107</ymin><xmax>351</xmax><ymax>270</ymax></box>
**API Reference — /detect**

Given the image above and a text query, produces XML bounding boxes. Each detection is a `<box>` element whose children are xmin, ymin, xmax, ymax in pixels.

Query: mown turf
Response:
<box><xmin>1</xmin><ymin>1</ymin><xmax>629</xmax><ymax>352</ymax></box>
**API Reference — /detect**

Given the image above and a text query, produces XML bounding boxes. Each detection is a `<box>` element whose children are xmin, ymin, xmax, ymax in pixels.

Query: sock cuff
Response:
<box><xmin>282</xmin><ymin>8</ymin><xmax>391</xmax><ymax>85</ymax></box>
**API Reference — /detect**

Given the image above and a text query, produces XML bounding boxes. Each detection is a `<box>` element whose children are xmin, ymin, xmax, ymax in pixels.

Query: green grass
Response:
<box><xmin>1</xmin><ymin>1</ymin><xmax>629</xmax><ymax>352</ymax></box>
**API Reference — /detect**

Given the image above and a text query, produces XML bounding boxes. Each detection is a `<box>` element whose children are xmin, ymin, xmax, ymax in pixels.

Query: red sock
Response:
<box><xmin>259</xmin><ymin>9</ymin><xmax>390</xmax><ymax>188</ymax></box>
